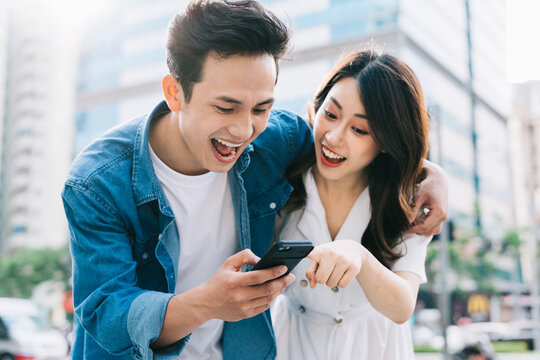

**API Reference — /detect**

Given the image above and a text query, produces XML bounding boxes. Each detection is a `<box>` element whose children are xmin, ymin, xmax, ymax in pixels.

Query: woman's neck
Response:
<box><xmin>312</xmin><ymin>167</ymin><xmax>368</xmax><ymax>202</ymax></box>
<box><xmin>312</xmin><ymin>167</ymin><xmax>368</xmax><ymax>240</ymax></box>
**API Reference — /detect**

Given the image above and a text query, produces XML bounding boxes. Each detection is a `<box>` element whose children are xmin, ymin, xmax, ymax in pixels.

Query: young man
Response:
<box><xmin>62</xmin><ymin>1</ymin><xmax>448</xmax><ymax>359</ymax></box>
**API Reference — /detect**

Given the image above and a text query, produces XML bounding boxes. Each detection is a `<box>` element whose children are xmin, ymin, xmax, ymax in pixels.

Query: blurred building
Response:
<box><xmin>512</xmin><ymin>82</ymin><xmax>540</xmax><ymax>225</ymax></box>
<box><xmin>510</xmin><ymin>81</ymin><xmax>540</xmax><ymax>298</ymax></box>
<box><xmin>266</xmin><ymin>0</ymin><xmax>515</xmax><ymax>290</ymax></box>
<box><xmin>269</xmin><ymin>0</ymin><xmax>512</xmax><ymax>235</ymax></box>
<box><xmin>0</xmin><ymin>0</ymin><xmax>77</xmax><ymax>253</ymax></box>
<box><xmin>75</xmin><ymin>0</ymin><xmax>181</xmax><ymax>154</ymax></box>
<box><xmin>0</xmin><ymin>0</ymin><xmax>8</xmax><ymax>221</ymax></box>
<box><xmin>74</xmin><ymin>0</ymin><xmax>516</xmax><ymax>285</ymax></box>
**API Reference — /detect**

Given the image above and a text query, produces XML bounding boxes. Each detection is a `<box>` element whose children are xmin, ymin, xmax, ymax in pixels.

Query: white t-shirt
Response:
<box><xmin>150</xmin><ymin>145</ymin><xmax>239</xmax><ymax>360</ymax></box>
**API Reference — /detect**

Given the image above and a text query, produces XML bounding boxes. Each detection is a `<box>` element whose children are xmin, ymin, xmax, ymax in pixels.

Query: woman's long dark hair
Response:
<box><xmin>284</xmin><ymin>50</ymin><xmax>429</xmax><ymax>268</ymax></box>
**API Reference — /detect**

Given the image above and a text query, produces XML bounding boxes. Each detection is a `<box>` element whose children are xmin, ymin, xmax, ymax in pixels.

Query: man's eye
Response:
<box><xmin>324</xmin><ymin>109</ymin><xmax>337</xmax><ymax>119</ymax></box>
<box><xmin>215</xmin><ymin>106</ymin><xmax>233</xmax><ymax>113</ymax></box>
<box><xmin>352</xmin><ymin>127</ymin><xmax>368</xmax><ymax>135</ymax></box>
<box><xmin>253</xmin><ymin>108</ymin><xmax>269</xmax><ymax>115</ymax></box>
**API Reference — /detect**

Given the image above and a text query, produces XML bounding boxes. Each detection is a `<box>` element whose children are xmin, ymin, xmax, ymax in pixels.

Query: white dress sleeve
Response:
<box><xmin>390</xmin><ymin>233</ymin><xmax>432</xmax><ymax>283</ymax></box>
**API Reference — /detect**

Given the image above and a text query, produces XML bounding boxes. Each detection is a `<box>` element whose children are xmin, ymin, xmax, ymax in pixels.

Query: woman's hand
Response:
<box><xmin>408</xmin><ymin>159</ymin><xmax>449</xmax><ymax>236</ymax></box>
<box><xmin>305</xmin><ymin>240</ymin><xmax>365</xmax><ymax>289</ymax></box>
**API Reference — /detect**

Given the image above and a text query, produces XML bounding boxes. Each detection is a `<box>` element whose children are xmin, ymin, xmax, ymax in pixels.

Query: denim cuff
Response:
<box><xmin>127</xmin><ymin>291</ymin><xmax>190</xmax><ymax>359</ymax></box>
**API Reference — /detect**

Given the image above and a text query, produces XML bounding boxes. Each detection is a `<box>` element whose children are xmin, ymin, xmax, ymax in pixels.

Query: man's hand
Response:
<box><xmin>152</xmin><ymin>249</ymin><xmax>294</xmax><ymax>348</ymax></box>
<box><xmin>407</xmin><ymin>159</ymin><xmax>449</xmax><ymax>236</ymax></box>
<box><xmin>197</xmin><ymin>249</ymin><xmax>295</xmax><ymax>322</ymax></box>
<box><xmin>305</xmin><ymin>240</ymin><xmax>364</xmax><ymax>289</ymax></box>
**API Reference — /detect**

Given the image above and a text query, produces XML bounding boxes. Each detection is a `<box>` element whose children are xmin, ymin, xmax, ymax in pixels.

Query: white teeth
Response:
<box><xmin>215</xmin><ymin>138</ymin><xmax>242</xmax><ymax>147</ymax></box>
<box><xmin>322</xmin><ymin>146</ymin><xmax>345</xmax><ymax>160</ymax></box>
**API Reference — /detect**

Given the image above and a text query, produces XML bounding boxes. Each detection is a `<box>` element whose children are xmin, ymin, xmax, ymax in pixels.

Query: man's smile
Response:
<box><xmin>211</xmin><ymin>137</ymin><xmax>244</xmax><ymax>162</ymax></box>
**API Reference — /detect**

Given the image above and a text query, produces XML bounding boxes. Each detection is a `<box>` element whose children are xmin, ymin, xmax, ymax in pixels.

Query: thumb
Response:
<box><xmin>227</xmin><ymin>249</ymin><xmax>260</xmax><ymax>271</ymax></box>
<box><xmin>305</xmin><ymin>258</ymin><xmax>319</xmax><ymax>289</ymax></box>
<box><xmin>410</xmin><ymin>196</ymin><xmax>425</xmax><ymax>224</ymax></box>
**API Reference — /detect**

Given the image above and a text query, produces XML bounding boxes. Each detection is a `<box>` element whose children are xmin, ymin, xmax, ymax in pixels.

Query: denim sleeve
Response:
<box><xmin>62</xmin><ymin>184</ymin><xmax>187</xmax><ymax>359</ymax></box>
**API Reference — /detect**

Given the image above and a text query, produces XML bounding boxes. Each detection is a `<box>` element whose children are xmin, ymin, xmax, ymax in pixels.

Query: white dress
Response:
<box><xmin>271</xmin><ymin>169</ymin><xmax>431</xmax><ymax>360</ymax></box>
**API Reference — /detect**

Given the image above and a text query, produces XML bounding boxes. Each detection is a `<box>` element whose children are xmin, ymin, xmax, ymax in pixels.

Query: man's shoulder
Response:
<box><xmin>267</xmin><ymin>108</ymin><xmax>306</xmax><ymax>132</ymax></box>
<box><xmin>65</xmin><ymin>115</ymin><xmax>144</xmax><ymax>189</ymax></box>
<box><xmin>242</xmin><ymin>108</ymin><xmax>312</xmax><ymax>190</ymax></box>
<box><xmin>254</xmin><ymin>108</ymin><xmax>309</xmax><ymax>148</ymax></box>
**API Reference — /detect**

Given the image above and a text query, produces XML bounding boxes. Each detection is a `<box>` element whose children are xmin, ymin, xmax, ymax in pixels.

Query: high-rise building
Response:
<box><xmin>75</xmin><ymin>0</ymin><xmax>184</xmax><ymax>154</ymax></box>
<box><xmin>510</xmin><ymin>80</ymin><xmax>540</xmax><ymax>346</ymax></box>
<box><xmin>0</xmin><ymin>0</ymin><xmax>77</xmax><ymax>252</ymax></box>
<box><xmin>0</xmin><ymin>1</ymin><xmax>9</xmax><ymax>241</ymax></box>
<box><xmin>74</xmin><ymin>0</ymin><xmax>515</xmax><ymax>283</ymax></box>
<box><xmin>267</xmin><ymin>0</ymin><xmax>513</xmax><ymax>236</ymax></box>
<box><xmin>511</xmin><ymin>81</ymin><xmax>540</xmax><ymax>281</ymax></box>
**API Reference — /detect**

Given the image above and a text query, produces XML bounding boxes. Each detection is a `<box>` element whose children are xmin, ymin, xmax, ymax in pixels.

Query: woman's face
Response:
<box><xmin>312</xmin><ymin>77</ymin><xmax>380</xmax><ymax>185</ymax></box>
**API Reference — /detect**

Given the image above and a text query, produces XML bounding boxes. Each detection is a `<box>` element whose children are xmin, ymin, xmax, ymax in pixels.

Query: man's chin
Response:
<box><xmin>206</xmin><ymin>158</ymin><xmax>237</xmax><ymax>173</ymax></box>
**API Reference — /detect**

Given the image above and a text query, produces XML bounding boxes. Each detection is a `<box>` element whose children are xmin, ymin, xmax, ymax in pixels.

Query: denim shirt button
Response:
<box><xmin>269</xmin><ymin>202</ymin><xmax>276</xmax><ymax>209</ymax></box>
<box><xmin>132</xmin><ymin>344</ymin><xmax>144</xmax><ymax>359</ymax></box>
<box><xmin>142</xmin><ymin>252</ymin><xmax>148</xmax><ymax>260</ymax></box>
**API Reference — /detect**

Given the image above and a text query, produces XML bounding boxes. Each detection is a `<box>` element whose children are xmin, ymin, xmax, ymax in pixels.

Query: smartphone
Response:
<box><xmin>251</xmin><ymin>240</ymin><xmax>314</xmax><ymax>276</ymax></box>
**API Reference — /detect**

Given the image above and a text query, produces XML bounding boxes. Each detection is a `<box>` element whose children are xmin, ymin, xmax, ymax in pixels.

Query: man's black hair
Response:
<box><xmin>166</xmin><ymin>0</ymin><xmax>290</xmax><ymax>102</ymax></box>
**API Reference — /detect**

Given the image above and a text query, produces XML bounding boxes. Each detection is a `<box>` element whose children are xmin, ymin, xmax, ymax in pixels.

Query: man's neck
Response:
<box><xmin>149</xmin><ymin>111</ymin><xmax>209</xmax><ymax>176</ymax></box>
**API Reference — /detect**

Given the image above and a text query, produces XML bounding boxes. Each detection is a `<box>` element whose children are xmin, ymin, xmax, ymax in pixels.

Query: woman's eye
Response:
<box><xmin>324</xmin><ymin>109</ymin><xmax>337</xmax><ymax>119</ymax></box>
<box><xmin>352</xmin><ymin>127</ymin><xmax>368</xmax><ymax>135</ymax></box>
<box><xmin>216</xmin><ymin>106</ymin><xmax>233</xmax><ymax>113</ymax></box>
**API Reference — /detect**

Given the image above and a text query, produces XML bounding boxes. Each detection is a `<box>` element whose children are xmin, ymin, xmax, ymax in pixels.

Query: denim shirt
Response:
<box><xmin>61</xmin><ymin>101</ymin><xmax>313</xmax><ymax>359</ymax></box>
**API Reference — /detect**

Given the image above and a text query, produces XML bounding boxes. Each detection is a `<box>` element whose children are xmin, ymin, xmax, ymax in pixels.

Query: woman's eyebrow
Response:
<box><xmin>329</xmin><ymin>96</ymin><xmax>368</xmax><ymax>119</ymax></box>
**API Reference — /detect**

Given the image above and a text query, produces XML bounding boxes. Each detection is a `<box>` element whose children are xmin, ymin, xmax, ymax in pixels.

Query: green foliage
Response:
<box><xmin>492</xmin><ymin>341</ymin><xmax>530</xmax><ymax>353</ymax></box>
<box><xmin>413</xmin><ymin>345</ymin><xmax>440</xmax><ymax>353</ymax></box>
<box><xmin>501</xmin><ymin>228</ymin><xmax>523</xmax><ymax>253</ymax></box>
<box><xmin>424</xmin><ymin>222</ymin><xmax>525</xmax><ymax>294</ymax></box>
<box><xmin>0</xmin><ymin>246</ymin><xmax>71</xmax><ymax>298</ymax></box>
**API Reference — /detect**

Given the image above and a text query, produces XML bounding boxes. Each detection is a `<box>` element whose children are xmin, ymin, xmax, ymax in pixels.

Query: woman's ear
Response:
<box><xmin>162</xmin><ymin>74</ymin><xmax>184</xmax><ymax>112</ymax></box>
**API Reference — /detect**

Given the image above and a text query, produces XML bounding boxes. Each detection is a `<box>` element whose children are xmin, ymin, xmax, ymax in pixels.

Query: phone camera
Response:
<box><xmin>278</xmin><ymin>246</ymin><xmax>292</xmax><ymax>252</ymax></box>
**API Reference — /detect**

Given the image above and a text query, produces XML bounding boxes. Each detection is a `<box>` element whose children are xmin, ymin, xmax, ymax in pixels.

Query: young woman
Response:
<box><xmin>271</xmin><ymin>50</ymin><xmax>432</xmax><ymax>360</ymax></box>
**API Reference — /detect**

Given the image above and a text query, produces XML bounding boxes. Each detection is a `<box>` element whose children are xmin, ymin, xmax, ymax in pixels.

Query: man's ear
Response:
<box><xmin>162</xmin><ymin>74</ymin><xmax>184</xmax><ymax>112</ymax></box>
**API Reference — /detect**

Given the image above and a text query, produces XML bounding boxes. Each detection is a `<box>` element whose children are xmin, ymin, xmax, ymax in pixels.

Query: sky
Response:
<box><xmin>506</xmin><ymin>0</ymin><xmax>540</xmax><ymax>83</ymax></box>
<box><xmin>31</xmin><ymin>0</ymin><xmax>540</xmax><ymax>84</ymax></box>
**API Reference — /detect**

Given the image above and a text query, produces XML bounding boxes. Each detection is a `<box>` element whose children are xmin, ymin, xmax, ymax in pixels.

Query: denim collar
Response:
<box><xmin>131</xmin><ymin>100</ymin><xmax>253</xmax><ymax>211</ymax></box>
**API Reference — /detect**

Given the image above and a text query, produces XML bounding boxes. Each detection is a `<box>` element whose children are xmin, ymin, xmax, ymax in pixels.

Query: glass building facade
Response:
<box><xmin>0</xmin><ymin>0</ymin><xmax>76</xmax><ymax>252</ymax></box>
<box><xmin>74</xmin><ymin>0</ymin><xmax>515</xmax><ymax>284</ymax></box>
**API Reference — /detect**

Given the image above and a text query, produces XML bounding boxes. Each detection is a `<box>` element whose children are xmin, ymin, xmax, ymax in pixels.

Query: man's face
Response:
<box><xmin>175</xmin><ymin>53</ymin><xmax>276</xmax><ymax>175</ymax></box>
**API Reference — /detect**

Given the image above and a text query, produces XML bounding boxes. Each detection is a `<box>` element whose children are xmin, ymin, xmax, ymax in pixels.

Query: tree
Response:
<box><xmin>0</xmin><ymin>246</ymin><xmax>71</xmax><ymax>298</ymax></box>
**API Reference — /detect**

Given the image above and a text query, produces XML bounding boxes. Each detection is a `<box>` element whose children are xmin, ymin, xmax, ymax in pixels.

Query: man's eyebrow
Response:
<box><xmin>329</xmin><ymin>96</ymin><xmax>368</xmax><ymax>119</ymax></box>
<box><xmin>215</xmin><ymin>96</ymin><xmax>275</xmax><ymax>107</ymax></box>
<box><xmin>256</xmin><ymin>98</ymin><xmax>275</xmax><ymax>106</ymax></box>
<box><xmin>216</xmin><ymin>96</ymin><xmax>242</xmax><ymax>105</ymax></box>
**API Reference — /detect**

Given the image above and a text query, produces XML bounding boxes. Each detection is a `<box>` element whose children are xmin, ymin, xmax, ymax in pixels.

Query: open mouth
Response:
<box><xmin>211</xmin><ymin>138</ymin><xmax>243</xmax><ymax>162</ymax></box>
<box><xmin>321</xmin><ymin>145</ymin><xmax>346</xmax><ymax>167</ymax></box>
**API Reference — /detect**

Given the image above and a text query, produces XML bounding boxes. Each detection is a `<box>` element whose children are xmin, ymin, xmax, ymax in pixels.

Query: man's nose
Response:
<box><xmin>228</xmin><ymin>113</ymin><xmax>254</xmax><ymax>140</ymax></box>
